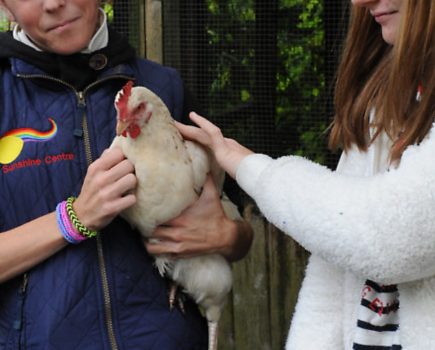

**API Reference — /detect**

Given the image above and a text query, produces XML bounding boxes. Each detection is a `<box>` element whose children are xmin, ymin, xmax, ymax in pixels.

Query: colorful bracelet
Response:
<box><xmin>60</xmin><ymin>201</ymin><xmax>87</xmax><ymax>243</ymax></box>
<box><xmin>65</xmin><ymin>196</ymin><xmax>98</xmax><ymax>238</ymax></box>
<box><xmin>56</xmin><ymin>201</ymin><xmax>87</xmax><ymax>244</ymax></box>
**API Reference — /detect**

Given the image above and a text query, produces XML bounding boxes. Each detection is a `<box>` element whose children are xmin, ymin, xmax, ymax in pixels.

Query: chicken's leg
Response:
<box><xmin>208</xmin><ymin>321</ymin><xmax>219</xmax><ymax>350</ymax></box>
<box><xmin>168</xmin><ymin>282</ymin><xmax>186</xmax><ymax>313</ymax></box>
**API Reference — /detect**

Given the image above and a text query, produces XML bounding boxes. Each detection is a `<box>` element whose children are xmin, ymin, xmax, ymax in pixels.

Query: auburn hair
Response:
<box><xmin>329</xmin><ymin>0</ymin><xmax>435</xmax><ymax>161</ymax></box>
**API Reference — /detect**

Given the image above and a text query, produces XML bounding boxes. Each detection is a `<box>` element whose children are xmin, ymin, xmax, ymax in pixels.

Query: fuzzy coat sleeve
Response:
<box><xmin>235</xmin><ymin>125</ymin><xmax>435</xmax><ymax>285</ymax></box>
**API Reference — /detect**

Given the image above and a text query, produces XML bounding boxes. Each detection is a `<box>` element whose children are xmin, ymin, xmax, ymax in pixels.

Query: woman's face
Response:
<box><xmin>352</xmin><ymin>0</ymin><xmax>403</xmax><ymax>45</ymax></box>
<box><xmin>0</xmin><ymin>0</ymin><xmax>100</xmax><ymax>55</ymax></box>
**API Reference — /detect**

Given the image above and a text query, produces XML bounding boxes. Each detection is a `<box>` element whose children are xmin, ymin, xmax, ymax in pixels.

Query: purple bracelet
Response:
<box><xmin>56</xmin><ymin>201</ymin><xmax>87</xmax><ymax>244</ymax></box>
<box><xmin>61</xmin><ymin>202</ymin><xmax>87</xmax><ymax>243</ymax></box>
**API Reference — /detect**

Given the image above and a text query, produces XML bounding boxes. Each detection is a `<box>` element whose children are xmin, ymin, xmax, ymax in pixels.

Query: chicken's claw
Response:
<box><xmin>168</xmin><ymin>282</ymin><xmax>186</xmax><ymax>314</ymax></box>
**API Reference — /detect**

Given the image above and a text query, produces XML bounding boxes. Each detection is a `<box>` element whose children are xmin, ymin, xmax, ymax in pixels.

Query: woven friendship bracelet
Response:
<box><xmin>59</xmin><ymin>201</ymin><xmax>87</xmax><ymax>243</ymax></box>
<box><xmin>66</xmin><ymin>197</ymin><xmax>98</xmax><ymax>238</ymax></box>
<box><xmin>56</xmin><ymin>201</ymin><xmax>86</xmax><ymax>244</ymax></box>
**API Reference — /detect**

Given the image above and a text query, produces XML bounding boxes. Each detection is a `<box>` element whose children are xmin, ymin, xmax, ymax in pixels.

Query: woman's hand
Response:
<box><xmin>176</xmin><ymin>112</ymin><xmax>254</xmax><ymax>178</ymax></box>
<box><xmin>145</xmin><ymin>175</ymin><xmax>253</xmax><ymax>261</ymax></box>
<box><xmin>73</xmin><ymin>147</ymin><xmax>137</xmax><ymax>231</ymax></box>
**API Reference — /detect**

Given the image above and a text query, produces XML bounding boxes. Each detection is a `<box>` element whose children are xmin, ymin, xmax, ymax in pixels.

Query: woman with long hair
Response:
<box><xmin>177</xmin><ymin>0</ymin><xmax>435</xmax><ymax>348</ymax></box>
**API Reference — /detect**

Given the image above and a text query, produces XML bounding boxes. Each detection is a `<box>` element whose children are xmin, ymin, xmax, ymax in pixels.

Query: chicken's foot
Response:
<box><xmin>168</xmin><ymin>282</ymin><xmax>186</xmax><ymax>313</ymax></box>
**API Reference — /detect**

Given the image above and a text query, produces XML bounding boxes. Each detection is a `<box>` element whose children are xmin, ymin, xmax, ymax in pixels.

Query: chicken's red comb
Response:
<box><xmin>116</xmin><ymin>81</ymin><xmax>134</xmax><ymax>120</ymax></box>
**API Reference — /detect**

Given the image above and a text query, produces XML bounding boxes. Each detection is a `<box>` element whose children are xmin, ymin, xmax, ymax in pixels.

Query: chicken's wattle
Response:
<box><xmin>122</xmin><ymin>123</ymin><xmax>141</xmax><ymax>139</ymax></box>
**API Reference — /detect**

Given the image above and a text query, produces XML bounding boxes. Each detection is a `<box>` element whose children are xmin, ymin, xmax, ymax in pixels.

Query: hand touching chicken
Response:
<box><xmin>111</xmin><ymin>81</ymin><xmax>232</xmax><ymax>350</ymax></box>
<box><xmin>175</xmin><ymin>112</ymin><xmax>254</xmax><ymax>179</ymax></box>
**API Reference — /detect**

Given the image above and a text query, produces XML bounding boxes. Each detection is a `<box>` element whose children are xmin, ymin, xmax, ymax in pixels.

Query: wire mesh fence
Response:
<box><xmin>161</xmin><ymin>0</ymin><xmax>349</xmax><ymax>169</ymax></box>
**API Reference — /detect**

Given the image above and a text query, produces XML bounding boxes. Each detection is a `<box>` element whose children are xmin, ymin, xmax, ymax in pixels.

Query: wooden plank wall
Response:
<box><xmin>219</xmin><ymin>203</ymin><xmax>309</xmax><ymax>350</ymax></box>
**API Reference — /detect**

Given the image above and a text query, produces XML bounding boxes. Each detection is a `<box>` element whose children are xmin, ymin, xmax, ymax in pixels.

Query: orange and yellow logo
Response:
<box><xmin>0</xmin><ymin>118</ymin><xmax>58</xmax><ymax>165</ymax></box>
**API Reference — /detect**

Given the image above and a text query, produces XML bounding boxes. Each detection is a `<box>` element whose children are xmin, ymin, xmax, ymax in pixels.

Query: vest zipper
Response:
<box><xmin>96</xmin><ymin>235</ymin><xmax>119</xmax><ymax>350</ymax></box>
<box><xmin>16</xmin><ymin>73</ymin><xmax>136</xmax><ymax>350</ymax></box>
<box><xmin>76</xmin><ymin>92</ymin><xmax>119</xmax><ymax>350</ymax></box>
<box><xmin>14</xmin><ymin>273</ymin><xmax>28</xmax><ymax>330</ymax></box>
<box><xmin>76</xmin><ymin>92</ymin><xmax>93</xmax><ymax>163</ymax></box>
<box><xmin>13</xmin><ymin>273</ymin><xmax>28</xmax><ymax>350</ymax></box>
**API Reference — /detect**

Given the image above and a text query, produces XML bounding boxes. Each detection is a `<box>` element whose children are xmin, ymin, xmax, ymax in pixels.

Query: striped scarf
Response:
<box><xmin>353</xmin><ymin>280</ymin><xmax>401</xmax><ymax>350</ymax></box>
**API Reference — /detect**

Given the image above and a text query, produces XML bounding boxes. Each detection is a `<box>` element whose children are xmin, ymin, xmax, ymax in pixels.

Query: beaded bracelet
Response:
<box><xmin>56</xmin><ymin>201</ymin><xmax>87</xmax><ymax>244</ymax></box>
<box><xmin>66</xmin><ymin>196</ymin><xmax>98</xmax><ymax>238</ymax></box>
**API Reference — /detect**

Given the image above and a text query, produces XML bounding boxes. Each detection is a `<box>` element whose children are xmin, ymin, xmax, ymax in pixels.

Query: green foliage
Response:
<box><xmin>276</xmin><ymin>0</ymin><xmax>327</xmax><ymax>163</ymax></box>
<box><xmin>102</xmin><ymin>2</ymin><xmax>114</xmax><ymax>23</ymax></box>
<box><xmin>204</xmin><ymin>0</ymin><xmax>329</xmax><ymax>163</ymax></box>
<box><xmin>0</xmin><ymin>11</ymin><xmax>10</xmax><ymax>32</ymax></box>
<box><xmin>205</xmin><ymin>0</ymin><xmax>256</xmax><ymax>118</ymax></box>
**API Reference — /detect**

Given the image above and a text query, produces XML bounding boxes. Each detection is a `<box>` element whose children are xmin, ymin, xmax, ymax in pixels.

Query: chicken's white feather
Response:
<box><xmin>111</xmin><ymin>82</ymin><xmax>232</xmax><ymax>350</ymax></box>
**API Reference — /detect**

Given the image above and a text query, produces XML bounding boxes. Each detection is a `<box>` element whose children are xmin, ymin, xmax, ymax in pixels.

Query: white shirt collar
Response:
<box><xmin>12</xmin><ymin>8</ymin><xmax>108</xmax><ymax>53</ymax></box>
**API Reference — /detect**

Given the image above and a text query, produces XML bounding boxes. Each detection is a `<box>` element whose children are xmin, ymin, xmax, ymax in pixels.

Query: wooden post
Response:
<box><xmin>253</xmin><ymin>0</ymin><xmax>278</xmax><ymax>156</ymax></box>
<box><xmin>145</xmin><ymin>0</ymin><xmax>163</xmax><ymax>64</ymax></box>
<box><xmin>162</xmin><ymin>0</ymin><xmax>181</xmax><ymax>68</ymax></box>
<box><xmin>230</xmin><ymin>204</ymin><xmax>273</xmax><ymax>350</ymax></box>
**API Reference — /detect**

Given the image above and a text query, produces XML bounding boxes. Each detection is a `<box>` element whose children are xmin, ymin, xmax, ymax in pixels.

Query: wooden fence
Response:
<box><xmin>219</xmin><ymin>203</ymin><xmax>309</xmax><ymax>350</ymax></box>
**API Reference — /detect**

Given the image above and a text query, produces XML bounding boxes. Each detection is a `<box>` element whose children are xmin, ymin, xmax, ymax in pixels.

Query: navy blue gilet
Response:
<box><xmin>0</xmin><ymin>57</ymin><xmax>208</xmax><ymax>350</ymax></box>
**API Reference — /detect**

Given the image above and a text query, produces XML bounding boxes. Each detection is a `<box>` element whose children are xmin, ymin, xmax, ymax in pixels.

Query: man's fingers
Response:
<box><xmin>145</xmin><ymin>238</ymin><xmax>205</xmax><ymax>258</ymax></box>
<box><xmin>151</xmin><ymin>226</ymin><xmax>179</xmax><ymax>241</ymax></box>
<box><xmin>145</xmin><ymin>238</ymin><xmax>181</xmax><ymax>255</ymax></box>
<box><xmin>114</xmin><ymin>172</ymin><xmax>137</xmax><ymax>196</ymax></box>
<box><xmin>96</xmin><ymin>147</ymin><xmax>127</xmax><ymax>171</ymax></box>
<box><xmin>104</xmin><ymin>158</ymin><xmax>135</xmax><ymax>184</ymax></box>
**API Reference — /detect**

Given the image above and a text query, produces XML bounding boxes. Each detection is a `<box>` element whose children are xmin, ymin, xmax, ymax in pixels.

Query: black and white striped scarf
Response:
<box><xmin>353</xmin><ymin>280</ymin><xmax>401</xmax><ymax>350</ymax></box>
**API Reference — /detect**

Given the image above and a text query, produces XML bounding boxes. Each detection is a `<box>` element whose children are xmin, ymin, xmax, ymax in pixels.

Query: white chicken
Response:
<box><xmin>111</xmin><ymin>81</ymin><xmax>232</xmax><ymax>350</ymax></box>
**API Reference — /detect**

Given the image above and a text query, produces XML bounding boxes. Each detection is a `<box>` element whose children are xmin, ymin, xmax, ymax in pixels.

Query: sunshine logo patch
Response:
<box><xmin>0</xmin><ymin>118</ymin><xmax>58</xmax><ymax>165</ymax></box>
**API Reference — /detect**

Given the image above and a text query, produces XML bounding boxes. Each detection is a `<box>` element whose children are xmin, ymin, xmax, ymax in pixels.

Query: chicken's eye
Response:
<box><xmin>135</xmin><ymin>103</ymin><xmax>146</xmax><ymax>114</ymax></box>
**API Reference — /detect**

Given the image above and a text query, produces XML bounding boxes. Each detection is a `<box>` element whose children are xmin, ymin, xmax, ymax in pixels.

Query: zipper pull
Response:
<box><xmin>74</xmin><ymin>92</ymin><xmax>86</xmax><ymax>138</ymax></box>
<box><xmin>77</xmin><ymin>91</ymin><xmax>86</xmax><ymax>107</ymax></box>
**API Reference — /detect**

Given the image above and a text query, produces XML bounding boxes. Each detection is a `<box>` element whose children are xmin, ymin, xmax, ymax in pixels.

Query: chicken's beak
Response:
<box><xmin>116</xmin><ymin>120</ymin><xmax>129</xmax><ymax>136</ymax></box>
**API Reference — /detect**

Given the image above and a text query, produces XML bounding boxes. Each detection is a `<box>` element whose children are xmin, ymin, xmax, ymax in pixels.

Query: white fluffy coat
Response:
<box><xmin>235</xmin><ymin>124</ymin><xmax>435</xmax><ymax>349</ymax></box>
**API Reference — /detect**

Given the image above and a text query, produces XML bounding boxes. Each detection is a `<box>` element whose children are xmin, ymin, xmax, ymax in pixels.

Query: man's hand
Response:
<box><xmin>74</xmin><ymin>148</ymin><xmax>137</xmax><ymax>231</ymax></box>
<box><xmin>145</xmin><ymin>175</ymin><xmax>253</xmax><ymax>261</ymax></box>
